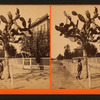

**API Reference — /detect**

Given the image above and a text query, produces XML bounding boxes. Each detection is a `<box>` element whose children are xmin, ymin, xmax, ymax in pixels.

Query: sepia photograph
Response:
<box><xmin>0</xmin><ymin>5</ymin><xmax>50</xmax><ymax>89</ymax></box>
<box><xmin>51</xmin><ymin>5</ymin><xmax>100</xmax><ymax>89</ymax></box>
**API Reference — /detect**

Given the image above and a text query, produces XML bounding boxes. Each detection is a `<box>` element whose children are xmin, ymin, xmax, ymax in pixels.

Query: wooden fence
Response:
<box><xmin>9</xmin><ymin>57</ymin><xmax>50</xmax><ymax>68</ymax></box>
<box><xmin>62</xmin><ymin>57</ymin><xmax>100</xmax><ymax>89</ymax></box>
<box><xmin>88</xmin><ymin>57</ymin><xmax>100</xmax><ymax>67</ymax></box>
<box><xmin>62</xmin><ymin>57</ymin><xmax>100</xmax><ymax>72</ymax></box>
<box><xmin>0</xmin><ymin>57</ymin><xmax>50</xmax><ymax>69</ymax></box>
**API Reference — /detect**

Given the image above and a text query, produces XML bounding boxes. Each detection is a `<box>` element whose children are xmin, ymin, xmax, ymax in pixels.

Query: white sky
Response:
<box><xmin>51</xmin><ymin>5</ymin><xmax>100</xmax><ymax>58</ymax></box>
<box><xmin>0</xmin><ymin>5</ymin><xmax>50</xmax><ymax>53</ymax></box>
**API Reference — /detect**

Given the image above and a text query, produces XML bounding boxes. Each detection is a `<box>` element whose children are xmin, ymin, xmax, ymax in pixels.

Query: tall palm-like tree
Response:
<box><xmin>55</xmin><ymin>7</ymin><xmax>100</xmax><ymax>78</ymax></box>
<box><xmin>0</xmin><ymin>8</ymin><xmax>33</xmax><ymax>79</ymax></box>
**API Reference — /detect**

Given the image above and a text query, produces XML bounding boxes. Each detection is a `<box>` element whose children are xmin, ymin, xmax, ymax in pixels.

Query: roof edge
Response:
<box><xmin>30</xmin><ymin>13</ymin><xmax>49</xmax><ymax>28</ymax></box>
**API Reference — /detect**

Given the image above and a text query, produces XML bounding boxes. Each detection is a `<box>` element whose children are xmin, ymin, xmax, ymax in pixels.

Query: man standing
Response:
<box><xmin>76</xmin><ymin>59</ymin><xmax>82</xmax><ymax>80</ymax></box>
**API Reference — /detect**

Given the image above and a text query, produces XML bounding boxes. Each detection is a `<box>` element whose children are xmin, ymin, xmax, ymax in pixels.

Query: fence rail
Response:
<box><xmin>0</xmin><ymin>57</ymin><xmax>50</xmax><ymax>69</ymax></box>
<box><xmin>61</xmin><ymin>57</ymin><xmax>100</xmax><ymax>75</ymax></box>
<box><xmin>88</xmin><ymin>57</ymin><xmax>100</xmax><ymax>67</ymax></box>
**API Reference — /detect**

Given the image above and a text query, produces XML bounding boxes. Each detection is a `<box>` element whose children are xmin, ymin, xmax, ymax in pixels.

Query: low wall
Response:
<box><xmin>88</xmin><ymin>57</ymin><xmax>100</xmax><ymax>67</ymax></box>
<box><xmin>60</xmin><ymin>57</ymin><xmax>100</xmax><ymax>78</ymax></box>
<box><xmin>61</xmin><ymin>59</ymin><xmax>76</xmax><ymax>74</ymax></box>
<box><xmin>8</xmin><ymin>57</ymin><xmax>50</xmax><ymax>69</ymax></box>
<box><xmin>61</xmin><ymin>59</ymin><xmax>87</xmax><ymax>77</ymax></box>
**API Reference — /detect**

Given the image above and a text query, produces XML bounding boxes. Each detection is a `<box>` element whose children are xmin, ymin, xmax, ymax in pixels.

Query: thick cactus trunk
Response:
<box><xmin>3</xmin><ymin>49</ymin><xmax>10</xmax><ymax>79</ymax></box>
<box><xmin>83</xmin><ymin>49</ymin><xmax>88</xmax><ymax>78</ymax></box>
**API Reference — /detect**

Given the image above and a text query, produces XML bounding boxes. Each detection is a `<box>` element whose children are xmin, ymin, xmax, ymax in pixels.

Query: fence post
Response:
<box><xmin>10</xmin><ymin>65</ymin><xmax>13</xmax><ymax>89</ymax></box>
<box><xmin>72</xmin><ymin>62</ymin><xmax>74</xmax><ymax>74</ymax></box>
<box><xmin>30</xmin><ymin>58</ymin><xmax>32</xmax><ymax>70</ymax></box>
<box><xmin>68</xmin><ymin>61</ymin><xmax>69</xmax><ymax>71</ymax></box>
<box><xmin>96</xmin><ymin>58</ymin><xmax>97</xmax><ymax>68</ymax></box>
<box><xmin>88</xmin><ymin>64</ymin><xmax>91</xmax><ymax>89</ymax></box>
<box><xmin>23</xmin><ymin>58</ymin><xmax>24</xmax><ymax>69</ymax></box>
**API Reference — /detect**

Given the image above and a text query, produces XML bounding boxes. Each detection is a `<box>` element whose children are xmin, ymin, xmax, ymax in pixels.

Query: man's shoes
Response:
<box><xmin>76</xmin><ymin>76</ymin><xmax>81</xmax><ymax>80</ymax></box>
<box><xmin>78</xmin><ymin>76</ymin><xmax>81</xmax><ymax>80</ymax></box>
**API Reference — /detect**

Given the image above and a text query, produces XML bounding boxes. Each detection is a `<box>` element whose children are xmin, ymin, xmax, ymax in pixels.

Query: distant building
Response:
<box><xmin>30</xmin><ymin>13</ymin><xmax>50</xmax><ymax>37</ymax></box>
<box><xmin>30</xmin><ymin>14</ymin><xmax>50</xmax><ymax>57</ymax></box>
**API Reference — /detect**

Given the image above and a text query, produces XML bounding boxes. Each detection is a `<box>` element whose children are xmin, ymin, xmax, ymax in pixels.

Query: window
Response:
<box><xmin>44</xmin><ymin>24</ymin><xmax>46</xmax><ymax>32</ymax></box>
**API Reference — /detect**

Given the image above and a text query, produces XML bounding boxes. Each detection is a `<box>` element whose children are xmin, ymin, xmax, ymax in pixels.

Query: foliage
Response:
<box><xmin>71</xmin><ymin>50</ymin><xmax>83</xmax><ymax>58</ymax></box>
<box><xmin>0</xmin><ymin>50</ymin><xmax>4</xmax><ymax>57</ymax></box>
<box><xmin>57</xmin><ymin>54</ymin><xmax>64</xmax><ymax>60</ymax></box>
<box><xmin>6</xmin><ymin>44</ymin><xmax>17</xmax><ymax>57</ymax></box>
<box><xmin>85</xmin><ymin>43</ymin><xmax>97</xmax><ymax>57</ymax></box>
<box><xmin>64</xmin><ymin>44</ymin><xmax>72</xmax><ymax>59</ymax></box>
<box><xmin>21</xmin><ymin>30</ymin><xmax>50</xmax><ymax>58</ymax></box>
<box><xmin>96</xmin><ymin>53</ymin><xmax>100</xmax><ymax>57</ymax></box>
<box><xmin>63</xmin><ymin>43</ymin><xmax>97</xmax><ymax>59</ymax></box>
<box><xmin>21</xmin><ymin>36</ymin><xmax>35</xmax><ymax>57</ymax></box>
<box><xmin>37</xmin><ymin>30</ymin><xmax>50</xmax><ymax>57</ymax></box>
<box><xmin>16</xmin><ymin>53</ymin><xmax>29</xmax><ymax>58</ymax></box>
<box><xmin>35</xmin><ymin>30</ymin><xmax>50</xmax><ymax>63</ymax></box>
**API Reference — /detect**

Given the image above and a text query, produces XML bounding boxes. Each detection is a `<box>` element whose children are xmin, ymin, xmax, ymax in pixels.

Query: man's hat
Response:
<box><xmin>78</xmin><ymin>59</ymin><xmax>81</xmax><ymax>62</ymax></box>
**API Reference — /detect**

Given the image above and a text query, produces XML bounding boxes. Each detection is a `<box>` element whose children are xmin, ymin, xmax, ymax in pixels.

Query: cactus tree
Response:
<box><xmin>0</xmin><ymin>8</ymin><xmax>33</xmax><ymax>79</ymax></box>
<box><xmin>55</xmin><ymin>7</ymin><xmax>100</xmax><ymax>78</ymax></box>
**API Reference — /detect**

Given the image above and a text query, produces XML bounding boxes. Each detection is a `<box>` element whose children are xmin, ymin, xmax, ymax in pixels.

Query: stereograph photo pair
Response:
<box><xmin>0</xmin><ymin>5</ymin><xmax>99</xmax><ymax>91</ymax></box>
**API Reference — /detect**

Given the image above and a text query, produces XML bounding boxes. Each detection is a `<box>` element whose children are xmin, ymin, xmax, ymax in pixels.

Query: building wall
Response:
<box><xmin>31</xmin><ymin>19</ymin><xmax>50</xmax><ymax>37</ymax></box>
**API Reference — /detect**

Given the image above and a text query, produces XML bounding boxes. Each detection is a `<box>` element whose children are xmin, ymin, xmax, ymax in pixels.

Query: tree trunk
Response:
<box><xmin>3</xmin><ymin>50</ymin><xmax>10</xmax><ymax>79</ymax></box>
<box><xmin>36</xmin><ymin>38</ymin><xmax>40</xmax><ymax>64</ymax></box>
<box><xmin>83</xmin><ymin>49</ymin><xmax>88</xmax><ymax>78</ymax></box>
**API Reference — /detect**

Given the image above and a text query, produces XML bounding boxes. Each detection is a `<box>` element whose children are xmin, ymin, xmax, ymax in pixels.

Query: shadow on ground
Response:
<box><xmin>13</xmin><ymin>69</ymin><xmax>49</xmax><ymax>82</ymax></box>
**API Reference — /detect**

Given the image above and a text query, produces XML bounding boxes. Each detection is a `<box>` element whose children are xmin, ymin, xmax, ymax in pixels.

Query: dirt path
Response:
<box><xmin>0</xmin><ymin>66</ymin><xmax>50</xmax><ymax>89</ymax></box>
<box><xmin>51</xmin><ymin>61</ymin><xmax>85</xmax><ymax>89</ymax></box>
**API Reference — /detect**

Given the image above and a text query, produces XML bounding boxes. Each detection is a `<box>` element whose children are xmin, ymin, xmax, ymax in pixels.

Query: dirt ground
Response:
<box><xmin>0</xmin><ymin>65</ymin><xmax>50</xmax><ymax>89</ymax></box>
<box><xmin>51</xmin><ymin>60</ymin><xmax>85</xmax><ymax>89</ymax></box>
<box><xmin>0</xmin><ymin>60</ymin><xmax>100</xmax><ymax>89</ymax></box>
<box><xmin>51</xmin><ymin>60</ymin><xmax>100</xmax><ymax>89</ymax></box>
